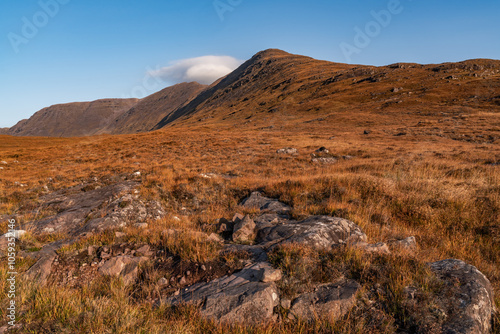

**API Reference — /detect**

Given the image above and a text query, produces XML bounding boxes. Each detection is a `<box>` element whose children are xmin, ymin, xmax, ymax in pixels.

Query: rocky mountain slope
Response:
<box><xmin>108</xmin><ymin>82</ymin><xmax>206</xmax><ymax>134</ymax></box>
<box><xmin>155</xmin><ymin>49</ymin><xmax>500</xmax><ymax>129</ymax></box>
<box><xmin>4</xmin><ymin>49</ymin><xmax>500</xmax><ymax>137</ymax></box>
<box><xmin>6</xmin><ymin>99</ymin><xmax>138</xmax><ymax>137</ymax></box>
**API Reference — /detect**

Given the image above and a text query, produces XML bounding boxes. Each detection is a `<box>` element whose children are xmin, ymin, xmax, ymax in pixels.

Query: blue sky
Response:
<box><xmin>1</xmin><ymin>0</ymin><xmax>499</xmax><ymax>127</ymax></box>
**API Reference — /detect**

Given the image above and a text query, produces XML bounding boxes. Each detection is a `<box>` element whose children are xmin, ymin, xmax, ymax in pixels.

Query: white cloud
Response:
<box><xmin>149</xmin><ymin>55</ymin><xmax>243</xmax><ymax>85</ymax></box>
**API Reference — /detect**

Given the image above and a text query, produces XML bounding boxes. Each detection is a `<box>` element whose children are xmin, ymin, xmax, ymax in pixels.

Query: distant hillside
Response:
<box><xmin>109</xmin><ymin>82</ymin><xmax>206</xmax><ymax>134</ymax></box>
<box><xmin>6</xmin><ymin>99</ymin><xmax>138</xmax><ymax>137</ymax></box>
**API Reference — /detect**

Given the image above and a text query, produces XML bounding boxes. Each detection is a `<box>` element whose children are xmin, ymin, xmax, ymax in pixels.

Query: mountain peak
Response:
<box><xmin>253</xmin><ymin>48</ymin><xmax>291</xmax><ymax>58</ymax></box>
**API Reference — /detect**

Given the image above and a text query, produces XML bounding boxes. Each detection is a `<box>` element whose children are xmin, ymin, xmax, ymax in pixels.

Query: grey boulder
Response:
<box><xmin>240</xmin><ymin>192</ymin><xmax>291</xmax><ymax>214</ymax></box>
<box><xmin>257</xmin><ymin>215</ymin><xmax>367</xmax><ymax>250</ymax></box>
<box><xmin>232</xmin><ymin>215</ymin><xmax>257</xmax><ymax>243</ymax></box>
<box><xmin>161</xmin><ymin>262</ymin><xmax>281</xmax><ymax>323</ymax></box>
<box><xmin>429</xmin><ymin>259</ymin><xmax>495</xmax><ymax>334</ymax></box>
<box><xmin>289</xmin><ymin>278</ymin><xmax>360</xmax><ymax>321</ymax></box>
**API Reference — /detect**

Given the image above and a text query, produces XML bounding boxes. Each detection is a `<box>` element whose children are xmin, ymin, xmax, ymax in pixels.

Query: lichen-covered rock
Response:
<box><xmin>257</xmin><ymin>216</ymin><xmax>367</xmax><ymax>249</ymax></box>
<box><xmin>99</xmin><ymin>255</ymin><xmax>149</xmax><ymax>285</ymax></box>
<box><xmin>232</xmin><ymin>215</ymin><xmax>257</xmax><ymax>243</ymax></box>
<box><xmin>240</xmin><ymin>192</ymin><xmax>291</xmax><ymax>214</ymax></box>
<box><xmin>289</xmin><ymin>278</ymin><xmax>360</xmax><ymax>321</ymax></box>
<box><xmin>276</xmin><ymin>148</ymin><xmax>298</xmax><ymax>154</ymax></box>
<box><xmin>354</xmin><ymin>242</ymin><xmax>391</xmax><ymax>255</ymax></box>
<box><xmin>389</xmin><ymin>236</ymin><xmax>417</xmax><ymax>251</ymax></box>
<box><xmin>32</xmin><ymin>181</ymin><xmax>166</xmax><ymax>236</ymax></box>
<box><xmin>25</xmin><ymin>240</ymin><xmax>72</xmax><ymax>285</ymax></box>
<box><xmin>429</xmin><ymin>259</ymin><xmax>495</xmax><ymax>334</ymax></box>
<box><xmin>161</xmin><ymin>262</ymin><xmax>280</xmax><ymax>323</ymax></box>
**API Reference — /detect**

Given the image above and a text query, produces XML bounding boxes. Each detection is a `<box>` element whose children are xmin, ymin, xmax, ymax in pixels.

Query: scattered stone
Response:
<box><xmin>257</xmin><ymin>262</ymin><xmax>282</xmax><ymax>283</ymax></box>
<box><xmin>429</xmin><ymin>259</ymin><xmax>495</xmax><ymax>334</ymax></box>
<box><xmin>101</xmin><ymin>252</ymin><xmax>111</xmax><ymax>260</ymax></box>
<box><xmin>179</xmin><ymin>276</ymin><xmax>187</xmax><ymax>285</ymax></box>
<box><xmin>115</xmin><ymin>231</ymin><xmax>126</xmax><ymax>238</ymax></box>
<box><xmin>312</xmin><ymin>157</ymin><xmax>337</xmax><ymax>164</ymax></box>
<box><xmin>133</xmin><ymin>171</ymin><xmax>141</xmax><ymax>176</ymax></box>
<box><xmin>389</xmin><ymin>236</ymin><xmax>417</xmax><ymax>251</ymax></box>
<box><xmin>315</xmin><ymin>147</ymin><xmax>329</xmax><ymax>154</ymax></box>
<box><xmin>281</xmin><ymin>299</ymin><xmax>291</xmax><ymax>309</ymax></box>
<box><xmin>289</xmin><ymin>279</ymin><xmax>360</xmax><ymax>321</ymax></box>
<box><xmin>25</xmin><ymin>241</ymin><xmax>71</xmax><ymax>285</ymax></box>
<box><xmin>257</xmin><ymin>216</ymin><xmax>367</xmax><ymax>250</ymax></box>
<box><xmin>26</xmin><ymin>253</ymin><xmax>56</xmax><ymax>284</ymax></box>
<box><xmin>136</xmin><ymin>245</ymin><xmax>153</xmax><ymax>256</ymax></box>
<box><xmin>354</xmin><ymin>242</ymin><xmax>391</xmax><ymax>255</ymax></box>
<box><xmin>98</xmin><ymin>256</ymin><xmax>149</xmax><ymax>285</ymax></box>
<box><xmin>134</xmin><ymin>223</ymin><xmax>148</xmax><ymax>229</ymax></box>
<box><xmin>200</xmin><ymin>173</ymin><xmax>217</xmax><ymax>179</ymax></box>
<box><xmin>232</xmin><ymin>213</ymin><xmax>245</xmax><ymax>223</ymax></box>
<box><xmin>363</xmin><ymin>130</ymin><xmax>371</xmax><ymax>135</ymax></box>
<box><xmin>158</xmin><ymin>277</ymin><xmax>169</xmax><ymax>286</ymax></box>
<box><xmin>276</xmin><ymin>148</ymin><xmax>298</xmax><ymax>154</ymax></box>
<box><xmin>217</xmin><ymin>217</ymin><xmax>234</xmax><ymax>233</ymax></box>
<box><xmin>87</xmin><ymin>246</ymin><xmax>96</xmax><ymax>256</ymax></box>
<box><xmin>161</xmin><ymin>262</ymin><xmax>280</xmax><ymax>324</ymax></box>
<box><xmin>0</xmin><ymin>161</ymin><xmax>7</xmax><ymax>164</ymax></box>
<box><xmin>232</xmin><ymin>215</ymin><xmax>257</xmax><ymax>243</ymax></box>
<box><xmin>240</xmin><ymin>192</ymin><xmax>291</xmax><ymax>214</ymax></box>
<box><xmin>208</xmin><ymin>233</ymin><xmax>224</xmax><ymax>244</ymax></box>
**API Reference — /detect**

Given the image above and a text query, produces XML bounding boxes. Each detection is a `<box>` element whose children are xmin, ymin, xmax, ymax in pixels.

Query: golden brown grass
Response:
<box><xmin>0</xmin><ymin>115</ymin><xmax>499</xmax><ymax>333</ymax></box>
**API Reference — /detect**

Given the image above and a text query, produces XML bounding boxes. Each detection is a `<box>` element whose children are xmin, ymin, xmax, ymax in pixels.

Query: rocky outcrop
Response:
<box><xmin>289</xmin><ymin>278</ymin><xmax>360</xmax><ymax>321</ymax></box>
<box><xmin>429</xmin><ymin>259</ymin><xmax>495</xmax><ymax>334</ymax></box>
<box><xmin>256</xmin><ymin>215</ymin><xmax>367</xmax><ymax>250</ymax></box>
<box><xmin>32</xmin><ymin>181</ymin><xmax>165</xmax><ymax>236</ymax></box>
<box><xmin>161</xmin><ymin>262</ymin><xmax>281</xmax><ymax>324</ymax></box>
<box><xmin>240</xmin><ymin>192</ymin><xmax>291</xmax><ymax>214</ymax></box>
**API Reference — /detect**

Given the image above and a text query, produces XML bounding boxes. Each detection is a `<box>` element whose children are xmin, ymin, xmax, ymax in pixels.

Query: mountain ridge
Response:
<box><xmin>4</xmin><ymin>49</ymin><xmax>500</xmax><ymax>137</ymax></box>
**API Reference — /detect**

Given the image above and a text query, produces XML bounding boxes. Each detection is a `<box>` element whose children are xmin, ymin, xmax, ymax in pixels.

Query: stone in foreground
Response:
<box><xmin>99</xmin><ymin>255</ymin><xmax>149</xmax><ymax>285</ymax></box>
<box><xmin>257</xmin><ymin>215</ymin><xmax>367</xmax><ymax>249</ymax></box>
<box><xmin>289</xmin><ymin>279</ymin><xmax>360</xmax><ymax>321</ymax></box>
<box><xmin>232</xmin><ymin>215</ymin><xmax>257</xmax><ymax>243</ymax></box>
<box><xmin>429</xmin><ymin>259</ymin><xmax>495</xmax><ymax>334</ymax></box>
<box><xmin>161</xmin><ymin>262</ymin><xmax>280</xmax><ymax>323</ymax></box>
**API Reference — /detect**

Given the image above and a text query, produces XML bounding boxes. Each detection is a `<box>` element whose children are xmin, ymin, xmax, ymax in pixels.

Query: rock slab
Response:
<box><xmin>257</xmin><ymin>215</ymin><xmax>367</xmax><ymax>249</ymax></box>
<box><xmin>162</xmin><ymin>262</ymin><xmax>280</xmax><ymax>323</ymax></box>
<box><xmin>289</xmin><ymin>279</ymin><xmax>360</xmax><ymax>321</ymax></box>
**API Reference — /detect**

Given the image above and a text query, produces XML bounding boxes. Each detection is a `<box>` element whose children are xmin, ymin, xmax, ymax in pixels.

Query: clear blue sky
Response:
<box><xmin>1</xmin><ymin>0</ymin><xmax>499</xmax><ymax>127</ymax></box>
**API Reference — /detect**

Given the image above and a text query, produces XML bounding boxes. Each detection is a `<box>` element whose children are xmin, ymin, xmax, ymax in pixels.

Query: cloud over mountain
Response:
<box><xmin>150</xmin><ymin>55</ymin><xmax>242</xmax><ymax>85</ymax></box>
